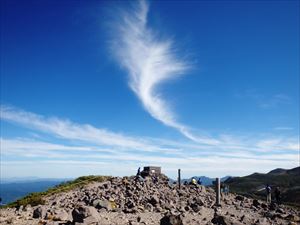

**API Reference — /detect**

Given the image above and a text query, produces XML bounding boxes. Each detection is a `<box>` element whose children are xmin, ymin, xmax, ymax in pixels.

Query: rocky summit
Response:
<box><xmin>0</xmin><ymin>174</ymin><xmax>299</xmax><ymax>225</ymax></box>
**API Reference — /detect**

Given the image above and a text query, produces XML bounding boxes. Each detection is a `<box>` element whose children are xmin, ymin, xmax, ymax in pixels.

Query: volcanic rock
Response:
<box><xmin>160</xmin><ymin>213</ymin><xmax>183</xmax><ymax>225</ymax></box>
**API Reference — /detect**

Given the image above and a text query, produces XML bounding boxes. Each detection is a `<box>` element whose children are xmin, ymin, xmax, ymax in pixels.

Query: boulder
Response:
<box><xmin>211</xmin><ymin>214</ymin><xmax>227</xmax><ymax>225</ymax></box>
<box><xmin>93</xmin><ymin>199</ymin><xmax>115</xmax><ymax>211</ymax></box>
<box><xmin>252</xmin><ymin>199</ymin><xmax>260</xmax><ymax>208</ymax></box>
<box><xmin>190</xmin><ymin>203</ymin><xmax>201</xmax><ymax>213</ymax></box>
<box><xmin>269</xmin><ymin>202</ymin><xmax>277</xmax><ymax>210</ymax></box>
<box><xmin>33</xmin><ymin>206</ymin><xmax>45</xmax><ymax>219</ymax></box>
<box><xmin>260</xmin><ymin>203</ymin><xmax>268</xmax><ymax>209</ymax></box>
<box><xmin>24</xmin><ymin>205</ymin><xmax>32</xmax><ymax>212</ymax></box>
<box><xmin>285</xmin><ymin>214</ymin><xmax>300</xmax><ymax>222</ymax></box>
<box><xmin>149</xmin><ymin>195</ymin><xmax>159</xmax><ymax>206</ymax></box>
<box><xmin>235</xmin><ymin>195</ymin><xmax>244</xmax><ymax>201</ymax></box>
<box><xmin>240</xmin><ymin>215</ymin><xmax>254</xmax><ymax>224</ymax></box>
<box><xmin>254</xmin><ymin>218</ymin><xmax>269</xmax><ymax>225</ymax></box>
<box><xmin>72</xmin><ymin>206</ymin><xmax>100</xmax><ymax>223</ymax></box>
<box><xmin>53</xmin><ymin>209</ymin><xmax>70</xmax><ymax>221</ymax></box>
<box><xmin>125</xmin><ymin>199</ymin><xmax>136</xmax><ymax>209</ymax></box>
<box><xmin>211</xmin><ymin>213</ymin><xmax>243</xmax><ymax>225</ymax></box>
<box><xmin>92</xmin><ymin>199</ymin><xmax>101</xmax><ymax>208</ymax></box>
<box><xmin>276</xmin><ymin>207</ymin><xmax>285</xmax><ymax>214</ymax></box>
<box><xmin>160</xmin><ymin>213</ymin><xmax>183</xmax><ymax>225</ymax></box>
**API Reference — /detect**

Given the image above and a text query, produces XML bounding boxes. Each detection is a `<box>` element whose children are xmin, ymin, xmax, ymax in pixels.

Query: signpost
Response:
<box><xmin>178</xmin><ymin>169</ymin><xmax>181</xmax><ymax>189</ymax></box>
<box><xmin>216</xmin><ymin>178</ymin><xmax>221</xmax><ymax>206</ymax></box>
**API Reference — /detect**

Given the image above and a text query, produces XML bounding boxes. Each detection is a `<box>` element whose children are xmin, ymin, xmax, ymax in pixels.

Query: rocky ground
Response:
<box><xmin>0</xmin><ymin>175</ymin><xmax>299</xmax><ymax>225</ymax></box>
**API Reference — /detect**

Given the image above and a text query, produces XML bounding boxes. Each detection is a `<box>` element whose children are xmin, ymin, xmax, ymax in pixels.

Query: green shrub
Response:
<box><xmin>7</xmin><ymin>193</ymin><xmax>45</xmax><ymax>208</ymax></box>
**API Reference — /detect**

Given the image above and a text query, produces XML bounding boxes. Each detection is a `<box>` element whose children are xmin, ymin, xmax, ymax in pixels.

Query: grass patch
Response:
<box><xmin>2</xmin><ymin>175</ymin><xmax>110</xmax><ymax>208</ymax></box>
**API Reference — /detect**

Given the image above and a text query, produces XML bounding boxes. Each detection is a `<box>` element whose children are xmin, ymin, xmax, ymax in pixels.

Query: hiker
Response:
<box><xmin>274</xmin><ymin>187</ymin><xmax>281</xmax><ymax>205</ymax></box>
<box><xmin>266</xmin><ymin>184</ymin><xmax>272</xmax><ymax>203</ymax></box>
<box><xmin>134</xmin><ymin>167</ymin><xmax>144</xmax><ymax>184</ymax></box>
<box><xmin>197</xmin><ymin>178</ymin><xmax>202</xmax><ymax>185</ymax></box>
<box><xmin>136</xmin><ymin>167</ymin><xmax>141</xmax><ymax>176</ymax></box>
<box><xmin>220</xmin><ymin>183</ymin><xmax>225</xmax><ymax>195</ymax></box>
<box><xmin>224</xmin><ymin>185</ymin><xmax>229</xmax><ymax>195</ymax></box>
<box><xmin>152</xmin><ymin>175</ymin><xmax>158</xmax><ymax>184</ymax></box>
<box><xmin>190</xmin><ymin>177</ymin><xmax>197</xmax><ymax>185</ymax></box>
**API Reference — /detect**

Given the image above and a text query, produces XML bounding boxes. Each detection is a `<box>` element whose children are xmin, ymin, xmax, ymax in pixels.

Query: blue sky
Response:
<box><xmin>1</xmin><ymin>0</ymin><xmax>299</xmax><ymax>179</ymax></box>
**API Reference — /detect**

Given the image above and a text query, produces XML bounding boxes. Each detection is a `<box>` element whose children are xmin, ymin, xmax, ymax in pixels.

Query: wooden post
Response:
<box><xmin>216</xmin><ymin>178</ymin><xmax>221</xmax><ymax>206</ymax></box>
<box><xmin>178</xmin><ymin>169</ymin><xmax>181</xmax><ymax>189</ymax></box>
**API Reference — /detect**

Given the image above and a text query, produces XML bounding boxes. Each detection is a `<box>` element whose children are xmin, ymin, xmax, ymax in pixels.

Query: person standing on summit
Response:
<box><xmin>274</xmin><ymin>187</ymin><xmax>281</xmax><ymax>205</ymax></box>
<box><xmin>197</xmin><ymin>178</ymin><xmax>202</xmax><ymax>185</ymax></box>
<box><xmin>266</xmin><ymin>184</ymin><xmax>272</xmax><ymax>203</ymax></box>
<box><xmin>136</xmin><ymin>167</ymin><xmax>141</xmax><ymax>176</ymax></box>
<box><xmin>257</xmin><ymin>184</ymin><xmax>272</xmax><ymax>203</ymax></box>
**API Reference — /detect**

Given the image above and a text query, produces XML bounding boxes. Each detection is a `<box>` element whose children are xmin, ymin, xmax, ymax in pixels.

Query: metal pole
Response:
<box><xmin>178</xmin><ymin>169</ymin><xmax>181</xmax><ymax>189</ymax></box>
<box><xmin>216</xmin><ymin>178</ymin><xmax>221</xmax><ymax>206</ymax></box>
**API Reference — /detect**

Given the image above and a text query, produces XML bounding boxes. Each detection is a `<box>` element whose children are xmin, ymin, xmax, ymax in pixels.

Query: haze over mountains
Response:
<box><xmin>0</xmin><ymin>178</ymin><xmax>70</xmax><ymax>205</ymax></box>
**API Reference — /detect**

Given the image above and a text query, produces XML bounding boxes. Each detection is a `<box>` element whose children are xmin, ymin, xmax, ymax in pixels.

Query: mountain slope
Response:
<box><xmin>224</xmin><ymin>166</ymin><xmax>300</xmax><ymax>207</ymax></box>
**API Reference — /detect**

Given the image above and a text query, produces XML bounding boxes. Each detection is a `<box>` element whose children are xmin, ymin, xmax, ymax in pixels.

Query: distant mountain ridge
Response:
<box><xmin>0</xmin><ymin>179</ymin><xmax>71</xmax><ymax>205</ymax></box>
<box><xmin>268</xmin><ymin>168</ymin><xmax>288</xmax><ymax>175</ymax></box>
<box><xmin>181</xmin><ymin>176</ymin><xmax>231</xmax><ymax>186</ymax></box>
<box><xmin>224</xmin><ymin>166</ymin><xmax>300</xmax><ymax>207</ymax></box>
<box><xmin>1</xmin><ymin>177</ymin><xmax>72</xmax><ymax>184</ymax></box>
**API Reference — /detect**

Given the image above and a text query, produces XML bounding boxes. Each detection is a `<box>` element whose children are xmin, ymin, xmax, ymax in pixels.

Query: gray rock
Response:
<box><xmin>240</xmin><ymin>215</ymin><xmax>254</xmax><ymax>224</ymax></box>
<box><xmin>24</xmin><ymin>204</ymin><xmax>32</xmax><ymax>212</ymax></box>
<box><xmin>32</xmin><ymin>206</ymin><xmax>45</xmax><ymax>219</ymax></box>
<box><xmin>261</xmin><ymin>203</ymin><xmax>268</xmax><ymax>209</ymax></box>
<box><xmin>72</xmin><ymin>206</ymin><xmax>100</xmax><ymax>223</ymax></box>
<box><xmin>149</xmin><ymin>195</ymin><xmax>159</xmax><ymax>206</ymax></box>
<box><xmin>211</xmin><ymin>213</ymin><xmax>243</xmax><ymax>225</ymax></box>
<box><xmin>276</xmin><ymin>207</ymin><xmax>285</xmax><ymax>214</ymax></box>
<box><xmin>93</xmin><ymin>199</ymin><xmax>114</xmax><ymax>211</ymax></box>
<box><xmin>53</xmin><ymin>209</ymin><xmax>70</xmax><ymax>221</ymax></box>
<box><xmin>92</xmin><ymin>199</ymin><xmax>101</xmax><ymax>208</ymax></box>
<box><xmin>252</xmin><ymin>199</ymin><xmax>260</xmax><ymax>208</ymax></box>
<box><xmin>285</xmin><ymin>214</ymin><xmax>300</xmax><ymax>222</ymax></box>
<box><xmin>235</xmin><ymin>195</ymin><xmax>244</xmax><ymax>201</ymax></box>
<box><xmin>254</xmin><ymin>218</ymin><xmax>269</xmax><ymax>225</ymax></box>
<box><xmin>83</xmin><ymin>215</ymin><xmax>99</xmax><ymax>224</ymax></box>
<box><xmin>160</xmin><ymin>213</ymin><xmax>183</xmax><ymax>225</ymax></box>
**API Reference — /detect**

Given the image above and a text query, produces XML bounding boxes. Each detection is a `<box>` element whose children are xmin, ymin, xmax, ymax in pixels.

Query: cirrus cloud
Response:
<box><xmin>110</xmin><ymin>0</ymin><xmax>219</xmax><ymax>145</ymax></box>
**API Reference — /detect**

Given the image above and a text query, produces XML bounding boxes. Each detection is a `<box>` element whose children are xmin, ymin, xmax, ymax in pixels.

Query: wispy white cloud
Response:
<box><xmin>236</xmin><ymin>89</ymin><xmax>292</xmax><ymax>109</ymax></box>
<box><xmin>1</xmin><ymin>105</ymin><xmax>299</xmax><ymax>154</ymax></box>
<box><xmin>2</xmin><ymin>154</ymin><xmax>298</xmax><ymax>179</ymax></box>
<box><xmin>274</xmin><ymin>127</ymin><xmax>294</xmax><ymax>131</ymax></box>
<box><xmin>259</xmin><ymin>94</ymin><xmax>291</xmax><ymax>109</ymax></box>
<box><xmin>256</xmin><ymin>138</ymin><xmax>299</xmax><ymax>152</ymax></box>
<box><xmin>2</xmin><ymin>136</ymin><xmax>298</xmax><ymax>162</ymax></box>
<box><xmin>110</xmin><ymin>0</ymin><xmax>219</xmax><ymax>145</ymax></box>
<box><xmin>0</xmin><ymin>105</ymin><xmax>161</xmax><ymax>151</ymax></box>
<box><xmin>1</xmin><ymin>105</ymin><xmax>299</xmax><ymax>178</ymax></box>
